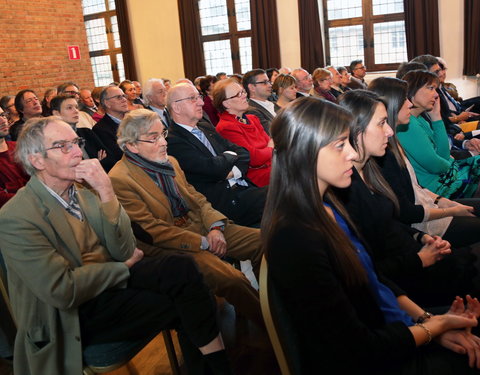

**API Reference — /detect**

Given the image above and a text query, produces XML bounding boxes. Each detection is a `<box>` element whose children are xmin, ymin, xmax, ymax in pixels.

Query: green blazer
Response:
<box><xmin>0</xmin><ymin>175</ymin><xmax>136</xmax><ymax>375</ymax></box>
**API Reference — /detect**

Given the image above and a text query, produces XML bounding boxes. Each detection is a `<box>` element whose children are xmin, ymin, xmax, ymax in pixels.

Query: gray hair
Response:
<box><xmin>15</xmin><ymin>116</ymin><xmax>63</xmax><ymax>175</ymax></box>
<box><xmin>117</xmin><ymin>109</ymin><xmax>161</xmax><ymax>150</ymax></box>
<box><xmin>142</xmin><ymin>78</ymin><xmax>164</xmax><ymax>106</ymax></box>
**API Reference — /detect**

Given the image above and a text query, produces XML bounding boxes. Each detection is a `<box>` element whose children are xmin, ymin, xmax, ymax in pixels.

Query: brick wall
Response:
<box><xmin>0</xmin><ymin>0</ymin><xmax>95</xmax><ymax>99</ymax></box>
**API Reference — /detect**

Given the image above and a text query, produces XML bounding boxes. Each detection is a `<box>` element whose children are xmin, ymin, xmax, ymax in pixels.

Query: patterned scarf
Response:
<box><xmin>125</xmin><ymin>150</ymin><xmax>189</xmax><ymax>218</ymax></box>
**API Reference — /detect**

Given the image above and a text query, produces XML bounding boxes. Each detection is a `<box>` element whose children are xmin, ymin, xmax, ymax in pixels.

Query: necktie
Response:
<box><xmin>191</xmin><ymin>127</ymin><xmax>217</xmax><ymax>156</ymax></box>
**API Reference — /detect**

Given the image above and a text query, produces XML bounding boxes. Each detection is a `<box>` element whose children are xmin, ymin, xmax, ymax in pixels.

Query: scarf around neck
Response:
<box><xmin>125</xmin><ymin>150</ymin><xmax>189</xmax><ymax>218</ymax></box>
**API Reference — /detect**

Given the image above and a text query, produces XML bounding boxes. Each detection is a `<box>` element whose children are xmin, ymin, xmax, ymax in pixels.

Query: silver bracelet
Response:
<box><xmin>415</xmin><ymin>323</ymin><xmax>432</xmax><ymax>345</ymax></box>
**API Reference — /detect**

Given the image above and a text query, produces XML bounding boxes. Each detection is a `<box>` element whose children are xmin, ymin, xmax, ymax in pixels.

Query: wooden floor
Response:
<box><xmin>103</xmin><ymin>299</ymin><xmax>280</xmax><ymax>375</ymax></box>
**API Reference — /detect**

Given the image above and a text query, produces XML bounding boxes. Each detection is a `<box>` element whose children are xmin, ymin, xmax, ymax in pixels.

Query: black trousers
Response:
<box><xmin>79</xmin><ymin>253</ymin><xmax>218</xmax><ymax>349</ymax></box>
<box><xmin>443</xmin><ymin>198</ymin><xmax>480</xmax><ymax>247</ymax></box>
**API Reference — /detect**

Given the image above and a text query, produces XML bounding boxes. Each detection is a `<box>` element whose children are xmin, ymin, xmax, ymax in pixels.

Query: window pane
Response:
<box><xmin>91</xmin><ymin>55</ymin><xmax>113</xmax><ymax>86</ymax></box>
<box><xmin>328</xmin><ymin>25</ymin><xmax>364</xmax><ymax>67</ymax></box>
<box><xmin>108</xmin><ymin>0</ymin><xmax>115</xmax><ymax>10</ymax></box>
<box><xmin>373</xmin><ymin>21</ymin><xmax>407</xmax><ymax>64</ymax></box>
<box><xmin>326</xmin><ymin>0</ymin><xmax>362</xmax><ymax>20</ymax></box>
<box><xmin>85</xmin><ymin>18</ymin><xmax>109</xmax><ymax>51</ymax></box>
<box><xmin>82</xmin><ymin>0</ymin><xmax>106</xmax><ymax>16</ymax></box>
<box><xmin>203</xmin><ymin>40</ymin><xmax>233</xmax><ymax>75</ymax></box>
<box><xmin>116</xmin><ymin>53</ymin><xmax>125</xmax><ymax>81</ymax></box>
<box><xmin>239</xmin><ymin>37</ymin><xmax>252</xmax><ymax>73</ymax></box>
<box><xmin>235</xmin><ymin>0</ymin><xmax>251</xmax><ymax>31</ymax></box>
<box><xmin>199</xmin><ymin>0</ymin><xmax>229</xmax><ymax>36</ymax></box>
<box><xmin>372</xmin><ymin>0</ymin><xmax>404</xmax><ymax>15</ymax></box>
<box><xmin>111</xmin><ymin>16</ymin><xmax>121</xmax><ymax>48</ymax></box>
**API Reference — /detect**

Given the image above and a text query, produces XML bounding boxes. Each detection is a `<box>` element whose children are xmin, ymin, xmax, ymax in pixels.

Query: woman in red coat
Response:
<box><xmin>213</xmin><ymin>79</ymin><xmax>273</xmax><ymax>187</ymax></box>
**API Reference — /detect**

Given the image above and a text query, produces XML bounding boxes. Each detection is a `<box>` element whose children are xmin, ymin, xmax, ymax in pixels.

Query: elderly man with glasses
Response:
<box><xmin>0</xmin><ymin>116</ymin><xmax>232</xmax><ymax>375</ymax></box>
<box><xmin>108</xmin><ymin>107</ymin><xmax>264</xmax><ymax>328</ymax></box>
<box><xmin>166</xmin><ymin>83</ymin><xmax>266</xmax><ymax>227</ymax></box>
<box><xmin>242</xmin><ymin>69</ymin><xmax>279</xmax><ymax>135</ymax></box>
<box><xmin>92</xmin><ymin>85</ymin><xmax>130</xmax><ymax>162</ymax></box>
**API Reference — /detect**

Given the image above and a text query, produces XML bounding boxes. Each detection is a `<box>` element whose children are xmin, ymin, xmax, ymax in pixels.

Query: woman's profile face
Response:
<box><xmin>397</xmin><ymin>98</ymin><xmax>413</xmax><ymax>125</ymax></box>
<box><xmin>357</xmin><ymin>103</ymin><xmax>393</xmax><ymax>159</ymax></box>
<box><xmin>318</xmin><ymin>77</ymin><xmax>332</xmax><ymax>91</ymax></box>
<box><xmin>281</xmin><ymin>84</ymin><xmax>297</xmax><ymax>101</ymax></box>
<box><xmin>316</xmin><ymin>130</ymin><xmax>358</xmax><ymax>196</ymax></box>
<box><xmin>412</xmin><ymin>82</ymin><xmax>438</xmax><ymax>112</ymax></box>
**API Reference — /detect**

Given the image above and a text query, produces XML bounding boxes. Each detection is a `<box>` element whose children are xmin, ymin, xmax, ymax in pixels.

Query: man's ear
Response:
<box><xmin>52</xmin><ymin>110</ymin><xmax>60</xmax><ymax>117</ymax></box>
<box><xmin>125</xmin><ymin>142</ymin><xmax>139</xmax><ymax>154</ymax></box>
<box><xmin>28</xmin><ymin>152</ymin><xmax>45</xmax><ymax>171</ymax></box>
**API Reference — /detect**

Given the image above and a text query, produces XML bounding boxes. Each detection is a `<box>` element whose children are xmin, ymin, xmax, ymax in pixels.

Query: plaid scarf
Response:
<box><xmin>125</xmin><ymin>151</ymin><xmax>189</xmax><ymax>218</ymax></box>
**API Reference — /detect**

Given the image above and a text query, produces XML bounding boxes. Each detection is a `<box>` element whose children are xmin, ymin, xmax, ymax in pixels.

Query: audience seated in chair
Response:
<box><xmin>0</xmin><ymin>106</ymin><xmax>28</xmax><ymax>207</ymax></box>
<box><xmin>292</xmin><ymin>68</ymin><xmax>313</xmax><ymax>98</ymax></box>
<box><xmin>10</xmin><ymin>89</ymin><xmax>43</xmax><ymax>141</ymax></box>
<box><xmin>57</xmin><ymin>82</ymin><xmax>96</xmax><ymax>130</ymax></box>
<box><xmin>167</xmin><ymin>83</ymin><xmax>267</xmax><ymax>227</ymax></box>
<box><xmin>51</xmin><ymin>95</ymin><xmax>117</xmax><ymax>172</ymax></box>
<box><xmin>243</xmin><ymin>69</ymin><xmax>278</xmax><ymax>135</ymax></box>
<box><xmin>0</xmin><ymin>116</ymin><xmax>233</xmax><ymax>375</ymax></box>
<box><xmin>92</xmin><ymin>85</ymin><xmax>129</xmax><ymax>163</ymax></box>
<box><xmin>108</xmin><ymin>108</ymin><xmax>264</xmax><ymax>328</ymax></box>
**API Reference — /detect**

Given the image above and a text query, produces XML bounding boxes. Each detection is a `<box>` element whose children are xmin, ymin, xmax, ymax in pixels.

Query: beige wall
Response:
<box><xmin>276</xmin><ymin>0</ymin><xmax>301</xmax><ymax>69</ymax></box>
<box><xmin>128</xmin><ymin>0</ymin><xmax>479</xmax><ymax>98</ymax></box>
<box><xmin>127</xmin><ymin>0</ymin><xmax>185</xmax><ymax>84</ymax></box>
<box><xmin>438</xmin><ymin>0</ymin><xmax>479</xmax><ymax>98</ymax></box>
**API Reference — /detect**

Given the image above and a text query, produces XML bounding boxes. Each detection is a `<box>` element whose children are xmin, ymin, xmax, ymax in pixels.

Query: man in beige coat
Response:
<box><xmin>0</xmin><ymin>116</ymin><xmax>231</xmax><ymax>375</ymax></box>
<box><xmin>109</xmin><ymin>107</ymin><xmax>263</xmax><ymax>325</ymax></box>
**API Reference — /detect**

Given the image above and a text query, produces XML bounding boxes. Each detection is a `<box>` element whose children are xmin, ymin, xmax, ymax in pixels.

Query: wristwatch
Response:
<box><xmin>416</xmin><ymin>311</ymin><xmax>433</xmax><ymax>324</ymax></box>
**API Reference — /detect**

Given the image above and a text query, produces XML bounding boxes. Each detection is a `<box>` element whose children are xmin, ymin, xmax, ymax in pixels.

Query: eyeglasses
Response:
<box><xmin>174</xmin><ymin>94</ymin><xmax>203</xmax><ymax>103</ymax></box>
<box><xmin>136</xmin><ymin>130</ymin><xmax>168</xmax><ymax>144</ymax></box>
<box><xmin>225</xmin><ymin>90</ymin><xmax>247</xmax><ymax>100</ymax></box>
<box><xmin>45</xmin><ymin>137</ymin><xmax>85</xmax><ymax>154</ymax></box>
<box><xmin>63</xmin><ymin>90</ymin><xmax>80</xmax><ymax>96</ymax></box>
<box><xmin>24</xmin><ymin>96</ymin><xmax>39</xmax><ymax>105</ymax></box>
<box><xmin>253</xmin><ymin>80</ymin><xmax>272</xmax><ymax>85</ymax></box>
<box><xmin>354</xmin><ymin>66</ymin><xmax>367</xmax><ymax>71</ymax></box>
<box><xmin>106</xmin><ymin>94</ymin><xmax>128</xmax><ymax>101</ymax></box>
<box><xmin>0</xmin><ymin>112</ymin><xmax>7</xmax><ymax>119</ymax></box>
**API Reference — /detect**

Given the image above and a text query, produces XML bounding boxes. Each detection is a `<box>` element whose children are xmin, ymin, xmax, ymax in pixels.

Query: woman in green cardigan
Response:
<box><xmin>397</xmin><ymin>70</ymin><xmax>480</xmax><ymax>199</ymax></box>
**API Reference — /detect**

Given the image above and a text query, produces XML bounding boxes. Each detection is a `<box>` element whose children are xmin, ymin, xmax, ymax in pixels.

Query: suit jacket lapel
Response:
<box><xmin>171</xmin><ymin>122</ymin><xmax>216</xmax><ymax>157</ymax></box>
<box><xmin>248</xmin><ymin>99</ymin><xmax>273</xmax><ymax>120</ymax></box>
<box><xmin>28</xmin><ymin>177</ymin><xmax>83</xmax><ymax>266</ymax></box>
<box><xmin>123</xmin><ymin>157</ymin><xmax>174</xmax><ymax>216</ymax></box>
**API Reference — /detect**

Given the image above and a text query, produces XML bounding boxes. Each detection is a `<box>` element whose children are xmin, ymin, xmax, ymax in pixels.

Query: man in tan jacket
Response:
<box><xmin>109</xmin><ymin>108</ymin><xmax>263</xmax><ymax>326</ymax></box>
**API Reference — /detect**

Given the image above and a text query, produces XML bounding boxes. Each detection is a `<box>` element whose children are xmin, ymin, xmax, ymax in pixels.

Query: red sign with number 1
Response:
<box><xmin>68</xmin><ymin>46</ymin><xmax>81</xmax><ymax>60</ymax></box>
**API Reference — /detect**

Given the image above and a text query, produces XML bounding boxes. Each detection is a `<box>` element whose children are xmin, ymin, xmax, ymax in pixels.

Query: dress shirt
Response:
<box><xmin>250</xmin><ymin>98</ymin><xmax>277</xmax><ymax>117</ymax></box>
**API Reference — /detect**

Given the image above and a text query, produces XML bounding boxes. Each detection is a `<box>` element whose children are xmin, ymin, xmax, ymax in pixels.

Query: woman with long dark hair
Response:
<box><xmin>369</xmin><ymin>77</ymin><xmax>480</xmax><ymax>247</ymax></box>
<box><xmin>263</xmin><ymin>96</ymin><xmax>480</xmax><ymax>374</ymax></box>
<box><xmin>337</xmin><ymin>90</ymin><xmax>478</xmax><ymax>306</ymax></box>
<box><xmin>398</xmin><ymin>70</ymin><xmax>480</xmax><ymax>198</ymax></box>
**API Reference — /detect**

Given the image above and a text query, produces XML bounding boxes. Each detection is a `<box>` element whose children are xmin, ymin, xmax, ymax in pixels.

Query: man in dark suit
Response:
<box><xmin>292</xmin><ymin>68</ymin><xmax>313</xmax><ymax>98</ymax></box>
<box><xmin>92</xmin><ymin>86</ymin><xmax>129</xmax><ymax>162</ymax></box>
<box><xmin>51</xmin><ymin>94</ymin><xmax>117</xmax><ymax>171</ymax></box>
<box><xmin>243</xmin><ymin>69</ymin><xmax>277</xmax><ymax>135</ymax></box>
<box><xmin>143</xmin><ymin>78</ymin><xmax>172</xmax><ymax>127</ymax></box>
<box><xmin>166</xmin><ymin>83</ymin><xmax>266</xmax><ymax>227</ymax></box>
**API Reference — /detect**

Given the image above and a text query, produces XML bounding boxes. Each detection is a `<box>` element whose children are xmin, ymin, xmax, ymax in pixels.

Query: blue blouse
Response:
<box><xmin>326</xmin><ymin>203</ymin><xmax>414</xmax><ymax>326</ymax></box>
